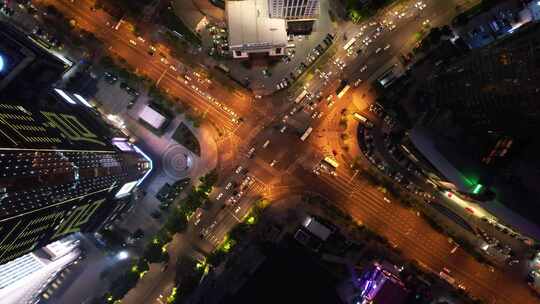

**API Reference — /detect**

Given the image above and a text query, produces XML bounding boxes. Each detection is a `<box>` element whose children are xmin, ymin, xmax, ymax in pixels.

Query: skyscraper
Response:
<box><xmin>0</xmin><ymin>22</ymin><xmax>152</xmax><ymax>265</ymax></box>
<box><xmin>268</xmin><ymin>0</ymin><xmax>319</xmax><ymax>20</ymax></box>
<box><xmin>0</xmin><ymin>22</ymin><xmax>69</xmax><ymax>101</ymax></box>
<box><xmin>424</xmin><ymin>22</ymin><xmax>540</xmax><ymax>139</ymax></box>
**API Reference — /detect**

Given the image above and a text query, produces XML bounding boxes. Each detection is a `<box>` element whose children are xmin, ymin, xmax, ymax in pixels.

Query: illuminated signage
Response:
<box><xmin>51</xmin><ymin>198</ymin><xmax>105</xmax><ymax>239</ymax></box>
<box><xmin>115</xmin><ymin>181</ymin><xmax>138</xmax><ymax>198</ymax></box>
<box><xmin>0</xmin><ymin>103</ymin><xmax>110</xmax><ymax>150</ymax></box>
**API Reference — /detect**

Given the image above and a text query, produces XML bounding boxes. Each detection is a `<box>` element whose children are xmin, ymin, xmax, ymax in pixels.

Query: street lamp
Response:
<box><xmin>116</xmin><ymin>250</ymin><xmax>129</xmax><ymax>260</ymax></box>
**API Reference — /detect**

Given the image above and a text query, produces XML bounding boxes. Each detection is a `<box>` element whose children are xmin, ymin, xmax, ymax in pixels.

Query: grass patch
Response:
<box><xmin>172</xmin><ymin>123</ymin><xmax>201</xmax><ymax>156</ymax></box>
<box><xmin>160</xmin><ymin>7</ymin><xmax>202</xmax><ymax>46</ymax></box>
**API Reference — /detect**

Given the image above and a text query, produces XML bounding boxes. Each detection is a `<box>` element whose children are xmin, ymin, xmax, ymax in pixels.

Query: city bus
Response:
<box><xmin>343</xmin><ymin>37</ymin><xmax>357</xmax><ymax>51</ymax></box>
<box><xmin>353</xmin><ymin>113</ymin><xmax>368</xmax><ymax>123</ymax></box>
<box><xmin>294</xmin><ymin>89</ymin><xmax>309</xmax><ymax>104</ymax></box>
<box><xmin>353</xmin><ymin>113</ymin><xmax>373</xmax><ymax>127</ymax></box>
<box><xmin>336</xmin><ymin>84</ymin><xmax>350</xmax><ymax>99</ymax></box>
<box><xmin>300</xmin><ymin>127</ymin><xmax>313</xmax><ymax>141</ymax></box>
<box><xmin>323</xmin><ymin>156</ymin><xmax>339</xmax><ymax>169</ymax></box>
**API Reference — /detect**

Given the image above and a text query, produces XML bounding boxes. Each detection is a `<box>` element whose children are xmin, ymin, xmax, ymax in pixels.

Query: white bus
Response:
<box><xmin>336</xmin><ymin>85</ymin><xmax>350</xmax><ymax>99</ymax></box>
<box><xmin>353</xmin><ymin>113</ymin><xmax>373</xmax><ymax>127</ymax></box>
<box><xmin>343</xmin><ymin>37</ymin><xmax>357</xmax><ymax>51</ymax></box>
<box><xmin>294</xmin><ymin>90</ymin><xmax>309</xmax><ymax>104</ymax></box>
<box><xmin>323</xmin><ymin>156</ymin><xmax>339</xmax><ymax>169</ymax></box>
<box><xmin>300</xmin><ymin>127</ymin><xmax>313</xmax><ymax>141</ymax></box>
<box><xmin>353</xmin><ymin>113</ymin><xmax>368</xmax><ymax>123</ymax></box>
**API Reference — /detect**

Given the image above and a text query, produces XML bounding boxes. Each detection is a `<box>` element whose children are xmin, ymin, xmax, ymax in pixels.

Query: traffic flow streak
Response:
<box><xmin>40</xmin><ymin>0</ymin><xmax>241</xmax><ymax>134</ymax></box>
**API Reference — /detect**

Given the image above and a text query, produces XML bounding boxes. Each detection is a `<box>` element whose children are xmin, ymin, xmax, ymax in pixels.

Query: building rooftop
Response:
<box><xmin>226</xmin><ymin>0</ymin><xmax>287</xmax><ymax>50</ymax></box>
<box><xmin>409</xmin><ymin>126</ymin><xmax>470</xmax><ymax>192</ymax></box>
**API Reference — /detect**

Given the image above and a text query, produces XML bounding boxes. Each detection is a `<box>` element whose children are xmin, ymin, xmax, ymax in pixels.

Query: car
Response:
<box><xmin>129</xmin><ymin>39</ymin><xmax>137</xmax><ymax>46</ymax></box>
<box><xmin>289</xmin><ymin>107</ymin><xmax>298</xmax><ymax>115</ymax></box>
<box><xmin>193</xmin><ymin>208</ymin><xmax>203</xmax><ymax>225</ymax></box>
<box><xmin>225</xmin><ymin>182</ymin><xmax>233</xmax><ymax>190</ymax></box>
<box><xmin>234</xmin><ymin>206</ymin><xmax>241</xmax><ymax>213</ymax></box>
<box><xmin>384</xmin><ymin>44</ymin><xmax>391</xmax><ymax>51</ymax></box>
<box><xmin>216</xmin><ymin>192</ymin><xmax>224</xmax><ymax>200</ymax></box>
<box><xmin>263</xmin><ymin>140</ymin><xmax>271</xmax><ymax>148</ymax></box>
<box><xmin>132</xmin><ymin>229</ymin><xmax>145</xmax><ymax>240</ymax></box>
<box><xmin>326</xmin><ymin>95</ymin><xmax>333</xmax><ymax>103</ymax></box>
<box><xmin>103</xmin><ymin>72</ymin><xmax>118</xmax><ymax>84</ymax></box>
<box><xmin>151</xmin><ymin>210</ymin><xmax>162</xmax><ymax>219</ymax></box>
<box><xmin>270</xmin><ymin>160</ymin><xmax>278</xmax><ymax>167</ymax></box>
<box><xmin>247</xmin><ymin>147</ymin><xmax>255</xmax><ymax>158</ymax></box>
<box><xmin>311</xmin><ymin>111</ymin><xmax>319</xmax><ymax>119</ymax></box>
<box><xmin>282</xmin><ymin>115</ymin><xmax>289</xmax><ymax>123</ymax></box>
<box><xmin>360</xmin><ymin>65</ymin><xmax>368</xmax><ymax>72</ymax></box>
<box><xmin>280</xmin><ymin>125</ymin><xmax>287</xmax><ymax>133</ymax></box>
<box><xmin>375</xmin><ymin>47</ymin><xmax>382</xmax><ymax>54</ymax></box>
<box><xmin>354</xmin><ymin>78</ymin><xmax>363</xmax><ymax>87</ymax></box>
<box><xmin>235</xmin><ymin>165</ymin><xmax>243</xmax><ymax>174</ymax></box>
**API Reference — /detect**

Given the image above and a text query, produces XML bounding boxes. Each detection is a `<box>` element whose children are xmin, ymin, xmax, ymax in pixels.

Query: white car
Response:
<box><xmin>216</xmin><ymin>192</ymin><xmax>224</xmax><ymax>200</ymax></box>
<box><xmin>384</xmin><ymin>44</ymin><xmax>391</xmax><ymax>51</ymax></box>
<box><xmin>280</xmin><ymin>125</ymin><xmax>287</xmax><ymax>133</ymax></box>
<box><xmin>289</xmin><ymin>107</ymin><xmax>297</xmax><ymax>115</ymax></box>
<box><xmin>354</xmin><ymin>78</ymin><xmax>363</xmax><ymax>87</ymax></box>
<box><xmin>129</xmin><ymin>39</ymin><xmax>137</xmax><ymax>46</ymax></box>
<box><xmin>270</xmin><ymin>160</ymin><xmax>277</xmax><ymax>167</ymax></box>
<box><xmin>375</xmin><ymin>47</ymin><xmax>382</xmax><ymax>54</ymax></box>
<box><xmin>360</xmin><ymin>65</ymin><xmax>368</xmax><ymax>72</ymax></box>
<box><xmin>247</xmin><ymin>147</ymin><xmax>255</xmax><ymax>158</ymax></box>
<box><xmin>234</xmin><ymin>206</ymin><xmax>241</xmax><ymax>213</ymax></box>
<box><xmin>235</xmin><ymin>166</ymin><xmax>243</xmax><ymax>174</ymax></box>
<box><xmin>225</xmin><ymin>182</ymin><xmax>232</xmax><ymax>190</ymax></box>
<box><xmin>383</xmin><ymin>197</ymin><xmax>391</xmax><ymax>203</ymax></box>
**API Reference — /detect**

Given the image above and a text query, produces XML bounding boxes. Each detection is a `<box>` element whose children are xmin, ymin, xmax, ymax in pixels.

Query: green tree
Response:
<box><xmin>165</xmin><ymin>207</ymin><xmax>188</xmax><ymax>234</ymax></box>
<box><xmin>144</xmin><ymin>241</ymin><xmax>167</xmax><ymax>263</ymax></box>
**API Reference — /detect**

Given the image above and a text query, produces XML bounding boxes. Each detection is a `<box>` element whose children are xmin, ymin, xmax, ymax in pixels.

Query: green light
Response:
<box><xmin>472</xmin><ymin>184</ymin><xmax>483</xmax><ymax>194</ymax></box>
<box><xmin>246</xmin><ymin>216</ymin><xmax>256</xmax><ymax>225</ymax></box>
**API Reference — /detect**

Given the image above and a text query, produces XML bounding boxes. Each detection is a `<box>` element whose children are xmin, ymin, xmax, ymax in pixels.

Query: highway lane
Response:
<box><xmin>39</xmin><ymin>0</ymin><xmax>243</xmax><ymax>134</ymax></box>
<box><xmin>298</xmin><ymin>164</ymin><xmax>536</xmax><ymax>303</ymax></box>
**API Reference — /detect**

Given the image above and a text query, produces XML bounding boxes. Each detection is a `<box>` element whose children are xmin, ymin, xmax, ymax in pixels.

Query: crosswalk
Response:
<box><xmin>305</xmin><ymin>166</ymin><xmax>531</xmax><ymax>303</ymax></box>
<box><xmin>203</xmin><ymin>178</ymin><xmax>266</xmax><ymax>247</ymax></box>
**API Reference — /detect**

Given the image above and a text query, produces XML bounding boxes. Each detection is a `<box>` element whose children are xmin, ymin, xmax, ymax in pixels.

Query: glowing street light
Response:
<box><xmin>472</xmin><ymin>184</ymin><xmax>483</xmax><ymax>194</ymax></box>
<box><xmin>117</xmin><ymin>250</ymin><xmax>129</xmax><ymax>260</ymax></box>
<box><xmin>0</xmin><ymin>54</ymin><xmax>4</xmax><ymax>72</ymax></box>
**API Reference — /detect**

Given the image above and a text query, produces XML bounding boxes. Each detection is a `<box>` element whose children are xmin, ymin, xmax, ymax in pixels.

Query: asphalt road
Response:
<box><xmin>33</xmin><ymin>0</ymin><xmax>540</xmax><ymax>303</ymax></box>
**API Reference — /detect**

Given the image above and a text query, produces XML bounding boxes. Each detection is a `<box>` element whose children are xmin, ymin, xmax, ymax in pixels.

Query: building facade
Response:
<box><xmin>0</xmin><ymin>22</ymin><xmax>152</xmax><ymax>265</ymax></box>
<box><xmin>424</xmin><ymin>22</ymin><xmax>540</xmax><ymax>140</ymax></box>
<box><xmin>227</xmin><ymin>0</ymin><xmax>288</xmax><ymax>59</ymax></box>
<box><xmin>268</xmin><ymin>0</ymin><xmax>319</xmax><ymax>20</ymax></box>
